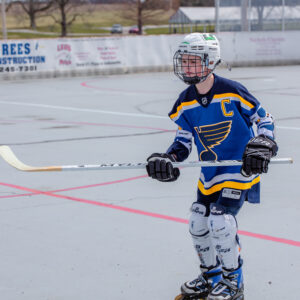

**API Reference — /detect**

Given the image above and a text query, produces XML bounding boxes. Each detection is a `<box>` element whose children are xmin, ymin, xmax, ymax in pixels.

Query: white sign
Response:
<box><xmin>0</xmin><ymin>31</ymin><xmax>299</xmax><ymax>79</ymax></box>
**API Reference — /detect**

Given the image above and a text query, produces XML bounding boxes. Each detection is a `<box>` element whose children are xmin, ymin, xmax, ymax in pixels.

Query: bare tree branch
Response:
<box><xmin>66</xmin><ymin>13</ymin><xmax>79</xmax><ymax>26</ymax></box>
<box><xmin>5</xmin><ymin>2</ymin><xmax>14</xmax><ymax>12</ymax></box>
<box><xmin>49</xmin><ymin>13</ymin><xmax>60</xmax><ymax>24</ymax></box>
<box><xmin>13</xmin><ymin>0</ymin><xmax>53</xmax><ymax>29</ymax></box>
<box><xmin>52</xmin><ymin>0</ymin><xmax>88</xmax><ymax>37</ymax></box>
<box><xmin>122</xmin><ymin>0</ymin><xmax>170</xmax><ymax>34</ymax></box>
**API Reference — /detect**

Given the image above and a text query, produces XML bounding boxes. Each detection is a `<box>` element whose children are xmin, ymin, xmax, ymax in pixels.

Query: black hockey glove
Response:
<box><xmin>146</xmin><ymin>153</ymin><xmax>180</xmax><ymax>182</ymax></box>
<box><xmin>241</xmin><ymin>135</ymin><xmax>278</xmax><ymax>177</ymax></box>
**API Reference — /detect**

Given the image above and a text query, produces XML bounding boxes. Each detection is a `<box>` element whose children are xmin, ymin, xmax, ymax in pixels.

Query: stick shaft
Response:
<box><xmin>0</xmin><ymin>145</ymin><xmax>293</xmax><ymax>172</ymax></box>
<box><xmin>60</xmin><ymin>158</ymin><xmax>292</xmax><ymax>171</ymax></box>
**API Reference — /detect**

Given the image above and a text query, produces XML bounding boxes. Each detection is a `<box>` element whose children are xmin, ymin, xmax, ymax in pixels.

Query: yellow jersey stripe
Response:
<box><xmin>198</xmin><ymin>176</ymin><xmax>260</xmax><ymax>195</ymax></box>
<box><xmin>213</xmin><ymin>93</ymin><xmax>254</xmax><ymax>109</ymax></box>
<box><xmin>169</xmin><ymin>99</ymin><xmax>199</xmax><ymax>119</ymax></box>
<box><xmin>200</xmin><ymin>125</ymin><xmax>231</xmax><ymax>133</ymax></box>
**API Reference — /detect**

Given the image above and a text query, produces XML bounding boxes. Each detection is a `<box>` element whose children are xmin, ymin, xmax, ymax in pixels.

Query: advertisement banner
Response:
<box><xmin>218</xmin><ymin>31</ymin><xmax>300</xmax><ymax>65</ymax></box>
<box><xmin>0</xmin><ymin>31</ymin><xmax>299</xmax><ymax>79</ymax></box>
<box><xmin>0</xmin><ymin>40</ymin><xmax>48</xmax><ymax>75</ymax></box>
<box><xmin>55</xmin><ymin>37</ymin><xmax>126</xmax><ymax>70</ymax></box>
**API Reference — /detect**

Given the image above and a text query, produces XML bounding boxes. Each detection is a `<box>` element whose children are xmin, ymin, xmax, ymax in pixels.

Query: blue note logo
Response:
<box><xmin>194</xmin><ymin>121</ymin><xmax>232</xmax><ymax>161</ymax></box>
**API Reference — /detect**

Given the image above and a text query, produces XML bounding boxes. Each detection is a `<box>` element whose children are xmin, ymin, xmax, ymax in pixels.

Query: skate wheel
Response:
<box><xmin>174</xmin><ymin>294</ymin><xmax>185</xmax><ymax>300</ymax></box>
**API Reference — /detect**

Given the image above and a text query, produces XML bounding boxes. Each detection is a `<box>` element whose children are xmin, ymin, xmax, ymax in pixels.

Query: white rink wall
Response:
<box><xmin>0</xmin><ymin>31</ymin><xmax>299</xmax><ymax>79</ymax></box>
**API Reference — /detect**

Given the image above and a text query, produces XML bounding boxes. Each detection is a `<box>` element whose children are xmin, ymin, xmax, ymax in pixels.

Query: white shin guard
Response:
<box><xmin>189</xmin><ymin>202</ymin><xmax>217</xmax><ymax>267</ymax></box>
<box><xmin>208</xmin><ymin>205</ymin><xmax>240</xmax><ymax>270</ymax></box>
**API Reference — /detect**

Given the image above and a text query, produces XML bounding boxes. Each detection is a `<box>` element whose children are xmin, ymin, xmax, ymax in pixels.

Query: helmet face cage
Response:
<box><xmin>173</xmin><ymin>33</ymin><xmax>221</xmax><ymax>85</ymax></box>
<box><xmin>173</xmin><ymin>51</ymin><xmax>212</xmax><ymax>85</ymax></box>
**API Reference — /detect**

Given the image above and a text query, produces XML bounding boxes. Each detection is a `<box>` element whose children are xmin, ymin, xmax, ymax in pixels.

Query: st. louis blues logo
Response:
<box><xmin>194</xmin><ymin>121</ymin><xmax>232</xmax><ymax>161</ymax></box>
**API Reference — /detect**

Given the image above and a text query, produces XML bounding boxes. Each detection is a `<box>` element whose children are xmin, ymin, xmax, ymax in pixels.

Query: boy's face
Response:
<box><xmin>181</xmin><ymin>54</ymin><xmax>209</xmax><ymax>78</ymax></box>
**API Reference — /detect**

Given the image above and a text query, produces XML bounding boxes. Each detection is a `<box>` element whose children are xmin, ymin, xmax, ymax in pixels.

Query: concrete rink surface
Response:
<box><xmin>0</xmin><ymin>66</ymin><xmax>299</xmax><ymax>300</ymax></box>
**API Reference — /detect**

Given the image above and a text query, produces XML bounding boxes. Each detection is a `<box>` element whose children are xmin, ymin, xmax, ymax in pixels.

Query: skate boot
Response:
<box><xmin>207</xmin><ymin>263</ymin><xmax>244</xmax><ymax>300</ymax></box>
<box><xmin>175</xmin><ymin>264</ymin><xmax>222</xmax><ymax>300</ymax></box>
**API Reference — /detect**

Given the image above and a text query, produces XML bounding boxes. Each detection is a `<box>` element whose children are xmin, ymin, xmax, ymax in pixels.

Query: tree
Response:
<box><xmin>12</xmin><ymin>0</ymin><xmax>53</xmax><ymax>29</ymax></box>
<box><xmin>51</xmin><ymin>0</ymin><xmax>87</xmax><ymax>37</ymax></box>
<box><xmin>251</xmin><ymin>0</ymin><xmax>281</xmax><ymax>30</ymax></box>
<box><xmin>123</xmin><ymin>0</ymin><xmax>170</xmax><ymax>34</ymax></box>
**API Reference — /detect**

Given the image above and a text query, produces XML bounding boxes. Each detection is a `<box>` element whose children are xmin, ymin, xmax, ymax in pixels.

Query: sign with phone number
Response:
<box><xmin>0</xmin><ymin>66</ymin><xmax>38</xmax><ymax>73</ymax></box>
<box><xmin>0</xmin><ymin>42</ymin><xmax>46</xmax><ymax>74</ymax></box>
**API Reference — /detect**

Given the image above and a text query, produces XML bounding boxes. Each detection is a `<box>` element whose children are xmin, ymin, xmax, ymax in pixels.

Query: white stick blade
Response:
<box><xmin>0</xmin><ymin>146</ymin><xmax>61</xmax><ymax>172</ymax></box>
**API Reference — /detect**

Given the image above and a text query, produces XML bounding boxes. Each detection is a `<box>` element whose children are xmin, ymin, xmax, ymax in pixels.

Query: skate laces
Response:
<box><xmin>216</xmin><ymin>273</ymin><xmax>239</xmax><ymax>292</ymax></box>
<box><xmin>190</xmin><ymin>274</ymin><xmax>207</xmax><ymax>287</ymax></box>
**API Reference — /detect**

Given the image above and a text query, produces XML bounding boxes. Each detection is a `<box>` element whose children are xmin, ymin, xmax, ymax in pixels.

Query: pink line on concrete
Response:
<box><xmin>0</xmin><ymin>193</ymin><xmax>35</xmax><ymax>199</ymax></box>
<box><xmin>0</xmin><ymin>181</ymin><xmax>299</xmax><ymax>248</ymax></box>
<box><xmin>0</xmin><ymin>175</ymin><xmax>148</xmax><ymax>199</ymax></box>
<box><xmin>238</xmin><ymin>230</ymin><xmax>300</xmax><ymax>247</ymax></box>
<box><xmin>0</xmin><ymin>181</ymin><xmax>188</xmax><ymax>224</ymax></box>
<box><xmin>48</xmin><ymin>175</ymin><xmax>149</xmax><ymax>193</ymax></box>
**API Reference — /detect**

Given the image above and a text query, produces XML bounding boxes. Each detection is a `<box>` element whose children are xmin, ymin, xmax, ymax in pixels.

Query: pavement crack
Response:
<box><xmin>4</xmin><ymin>131</ymin><xmax>170</xmax><ymax>146</ymax></box>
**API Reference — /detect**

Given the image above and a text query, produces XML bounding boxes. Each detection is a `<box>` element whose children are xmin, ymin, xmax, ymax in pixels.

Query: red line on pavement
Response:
<box><xmin>0</xmin><ymin>175</ymin><xmax>148</xmax><ymax>199</ymax></box>
<box><xmin>51</xmin><ymin>175</ymin><xmax>149</xmax><ymax>193</ymax></box>
<box><xmin>238</xmin><ymin>230</ymin><xmax>300</xmax><ymax>247</ymax></box>
<box><xmin>0</xmin><ymin>181</ymin><xmax>188</xmax><ymax>224</ymax></box>
<box><xmin>0</xmin><ymin>181</ymin><xmax>299</xmax><ymax>248</ymax></box>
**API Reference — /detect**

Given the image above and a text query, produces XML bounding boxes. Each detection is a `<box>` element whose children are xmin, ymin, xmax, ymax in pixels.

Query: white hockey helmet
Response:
<box><xmin>173</xmin><ymin>33</ymin><xmax>221</xmax><ymax>85</ymax></box>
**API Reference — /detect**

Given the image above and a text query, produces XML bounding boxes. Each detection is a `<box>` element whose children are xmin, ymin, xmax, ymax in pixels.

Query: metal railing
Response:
<box><xmin>215</xmin><ymin>0</ymin><xmax>300</xmax><ymax>32</ymax></box>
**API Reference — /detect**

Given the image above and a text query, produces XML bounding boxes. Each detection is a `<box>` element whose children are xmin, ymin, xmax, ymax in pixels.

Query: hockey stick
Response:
<box><xmin>0</xmin><ymin>145</ymin><xmax>293</xmax><ymax>172</ymax></box>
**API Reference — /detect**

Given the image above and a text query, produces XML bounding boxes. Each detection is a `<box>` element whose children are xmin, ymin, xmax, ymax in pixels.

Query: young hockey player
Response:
<box><xmin>146</xmin><ymin>33</ymin><xmax>278</xmax><ymax>300</ymax></box>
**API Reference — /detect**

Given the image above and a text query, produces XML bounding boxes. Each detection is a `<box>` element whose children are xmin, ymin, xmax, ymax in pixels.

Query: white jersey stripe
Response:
<box><xmin>199</xmin><ymin>172</ymin><xmax>258</xmax><ymax>189</ymax></box>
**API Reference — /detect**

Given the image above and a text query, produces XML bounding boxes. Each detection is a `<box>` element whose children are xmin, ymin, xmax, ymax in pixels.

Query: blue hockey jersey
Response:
<box><xmin>167</xmin><ymin>74</ymin><xmax>275</xmax><ymax>203</ymax></box>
